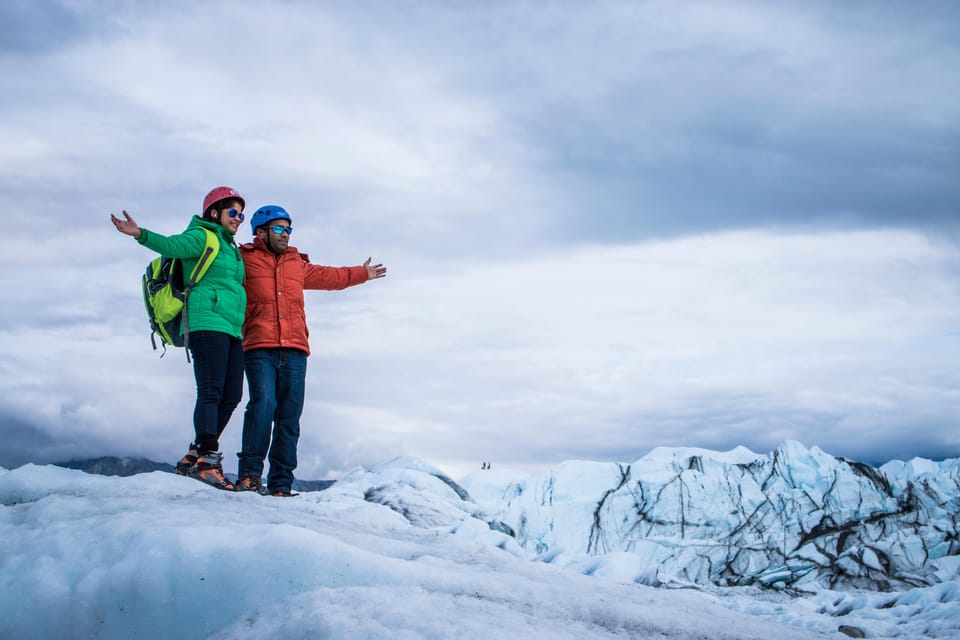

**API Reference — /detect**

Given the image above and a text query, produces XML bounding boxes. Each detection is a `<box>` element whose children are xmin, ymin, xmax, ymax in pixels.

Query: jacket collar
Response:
<box><xmin>189</xmin><ymin>215</ymin><xmax>236</xmax><ymax>243</ymax></box>
<box><xmin>242</xmin><ymin>235</ymin><xmax>300</xmax><ymax>258</ymax></box>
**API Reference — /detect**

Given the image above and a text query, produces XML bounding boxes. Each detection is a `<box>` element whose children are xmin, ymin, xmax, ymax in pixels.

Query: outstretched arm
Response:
<box><xmin>302</xmin><ymin>257</ymin><xmax>387</xmax><ymax>290</ymax></box>
<box><xmin>110</xmin><ymin>210</ymin><xmax>205</xmax><ymax>258</ymax></box>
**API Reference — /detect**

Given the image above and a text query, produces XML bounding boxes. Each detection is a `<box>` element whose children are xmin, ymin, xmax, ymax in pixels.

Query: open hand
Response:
<box><xmin>363</xmin><ymin>258</ymin><xmax>387</xmax><ymax>280</ymax></box>
<box><xmin>110</xmin><ymin>210</ymin><xmax>141</xmax><ymax>238</ymax></box>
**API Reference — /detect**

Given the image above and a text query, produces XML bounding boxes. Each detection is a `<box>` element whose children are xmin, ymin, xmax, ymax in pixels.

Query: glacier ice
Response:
<box><xmin>463</xmin><ymin>440</ymin><xmax>960</xmax><ymax>592</ymax></box>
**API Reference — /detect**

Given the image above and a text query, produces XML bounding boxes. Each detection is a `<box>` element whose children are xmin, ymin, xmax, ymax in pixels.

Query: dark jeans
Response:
<box><xmin>238</xmin><ymin>348</ymin><xmax>307</xmax><ymax>490</ymax></box>
<box><xmin>188</xmin><ymin>331</ymin><xmax>244</xmax><ymax>453</ymax></box>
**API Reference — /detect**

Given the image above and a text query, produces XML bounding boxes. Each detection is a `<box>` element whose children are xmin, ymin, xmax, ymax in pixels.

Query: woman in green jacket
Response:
<box><xmin>111</xmin><ymin>186</ymin><xmax>247</xmax><ymax>490</ymax></box>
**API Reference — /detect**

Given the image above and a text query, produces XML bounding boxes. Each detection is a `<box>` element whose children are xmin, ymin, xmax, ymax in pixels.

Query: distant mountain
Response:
<box><xmin>55</xmin><ymin>457</ymin><xmax>175</xmax><ymax>476</ymax></box>
<box><xmin>53</xmin><ymin>457</ymin><xmax>335</xmax><ymax>492</ymax></box>
<box><xmin>292</xmin><ymin>479</ymin><xmax>336</xmax><ymax>492</ymax></box>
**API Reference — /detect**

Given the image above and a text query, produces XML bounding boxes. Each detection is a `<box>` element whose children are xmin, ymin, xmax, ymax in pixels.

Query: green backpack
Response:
<box><xmin>141</xmin><ymin>228</ymin><xmax>219</xmax><ymax>360</ymax></box>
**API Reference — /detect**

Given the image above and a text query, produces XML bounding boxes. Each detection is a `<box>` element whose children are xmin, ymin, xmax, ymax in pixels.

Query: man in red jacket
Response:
<box><xmin>236</xmin><ymin>205</ymin><xmax>386</xmax><ymax>496</ymax></box>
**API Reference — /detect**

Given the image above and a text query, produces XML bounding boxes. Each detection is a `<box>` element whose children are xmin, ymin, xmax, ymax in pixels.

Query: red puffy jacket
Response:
<box><xmin>240</xmin><ymin>237</ymin><xmax>368</xmax><ymax>355</ymax></box>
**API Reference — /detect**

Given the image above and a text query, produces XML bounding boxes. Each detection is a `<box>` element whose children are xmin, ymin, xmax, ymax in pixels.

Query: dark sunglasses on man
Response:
<box><xmin>269</xmin><ymin>225</ymin><xmax>293</xmax><ymax>236</ymax></box>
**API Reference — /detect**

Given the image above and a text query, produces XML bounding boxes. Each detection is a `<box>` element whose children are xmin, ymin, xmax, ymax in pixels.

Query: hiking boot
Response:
<box><xmin>270</xmin><ymin>487</ymin><xmax>299</xmax><ymax>498</ymax></box>
<box><xmin>236</xmin><ymin>476</ymin><xmax>268</xmax><ymax>495</ymax></box>
<box><xmin>175</xmin><ymin>446</ymin><xmax>199</xmax><ymax>476</ymax></box>
<box><xmin>189</xmin><ymin>452</ymin><xmax>235</xmax><ymax>491</ymax></box>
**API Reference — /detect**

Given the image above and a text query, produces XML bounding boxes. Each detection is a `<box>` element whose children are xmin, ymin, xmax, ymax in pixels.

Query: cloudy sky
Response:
<box><xmin>1</xmin><ymin>0</ymin><xmax>958</xmax><ymax>479</ymax></box>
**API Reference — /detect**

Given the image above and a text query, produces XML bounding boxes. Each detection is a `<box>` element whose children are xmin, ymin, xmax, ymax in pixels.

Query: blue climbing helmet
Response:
<box><xmin>250</xmin><ymin>205</ymin><xmax>292</xmax><ymax>235</ymax></box>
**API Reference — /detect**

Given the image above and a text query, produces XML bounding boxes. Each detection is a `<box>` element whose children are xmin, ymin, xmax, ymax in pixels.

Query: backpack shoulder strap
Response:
<box><xmin>180</xmin><ymin>229</ymin><xmax>220</xmax><ymax>362</ymax></box>
<box><xmin>187</xmin><ymin>228</ymin><xmax>220</xmax><ymax>286</ymax></box>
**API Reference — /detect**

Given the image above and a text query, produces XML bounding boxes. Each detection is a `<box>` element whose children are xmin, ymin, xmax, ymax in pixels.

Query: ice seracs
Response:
<box><xmin>463</xmin><ymin>440</ymin><xmax>960</xmax><ymax>592</ymax></box>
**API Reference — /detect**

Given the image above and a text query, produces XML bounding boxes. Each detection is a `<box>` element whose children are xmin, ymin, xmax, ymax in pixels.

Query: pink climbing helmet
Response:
<box><xmin>202</xmin><ymin>186</ymin><xmax>245</xmax><ymax>213</ymax></box>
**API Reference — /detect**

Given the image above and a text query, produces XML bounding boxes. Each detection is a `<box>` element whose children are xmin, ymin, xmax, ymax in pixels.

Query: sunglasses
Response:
<box><xmin>225</xmin><ymin>208</ymin><xmax>245</xmax><ymax>222</ymax></box>
<box><xmin>270</xmin><ymin>225</ymin><xmax>293</xmax><ymax>236</ymax></box>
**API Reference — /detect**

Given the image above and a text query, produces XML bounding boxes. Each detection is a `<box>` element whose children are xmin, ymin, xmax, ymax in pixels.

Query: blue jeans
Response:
<box><xmin>238</xmin><ymin>348</ymin><xmax>307</xmax><ymax>490</ymax></box>
<box><xmin>188</xmin><ymin>331</ymin><xmax>244</xmax><ymax>452</ymax></box>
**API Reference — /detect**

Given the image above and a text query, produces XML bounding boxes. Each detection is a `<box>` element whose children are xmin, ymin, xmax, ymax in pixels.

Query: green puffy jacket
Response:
<box><xmin>137</xmin><ymin>216</ymin><xmax>246</xmax><ymax>339</ymax></box>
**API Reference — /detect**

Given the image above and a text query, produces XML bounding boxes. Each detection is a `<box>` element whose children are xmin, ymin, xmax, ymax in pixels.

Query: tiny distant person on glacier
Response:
<box><xmin>234</xmin><ymin>205</ymin><xmax>386</xmax><ymax>497</ymax></box>
<box><xmin>111</xmin><ymin>186</ymin><xmax>248</xmax><ymax>491</ymax></box>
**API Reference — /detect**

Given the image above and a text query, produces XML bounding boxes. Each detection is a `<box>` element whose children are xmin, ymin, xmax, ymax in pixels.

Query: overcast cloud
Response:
<box><xmin>1</xmin><ymin>0</ymin><xmax>958</xmax><ymax>479</ymax></box>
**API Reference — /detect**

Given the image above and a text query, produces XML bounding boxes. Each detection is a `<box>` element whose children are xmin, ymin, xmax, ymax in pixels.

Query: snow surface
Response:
<box><xmin>1</xmin><ymin>454</ymin><xmax>957</xmax><ymax>639</ymax></box>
